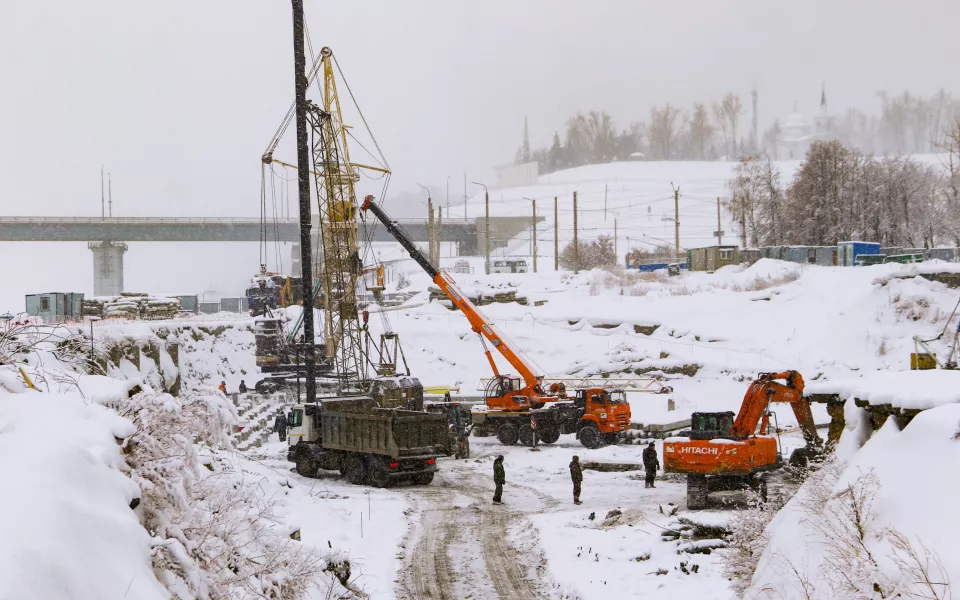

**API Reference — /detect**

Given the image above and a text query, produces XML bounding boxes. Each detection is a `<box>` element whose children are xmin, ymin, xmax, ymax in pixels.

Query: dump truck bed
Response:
<box><xmin>320</xmin><ymin>404</ymin><xmax>447</xmax><ymax>460</ymax></box>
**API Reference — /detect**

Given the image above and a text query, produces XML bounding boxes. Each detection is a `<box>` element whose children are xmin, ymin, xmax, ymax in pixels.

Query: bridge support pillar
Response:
<box><xmin>88</xmin><ymin>241</ymin><xmax>128</xmax><ymax>297</ymax></box>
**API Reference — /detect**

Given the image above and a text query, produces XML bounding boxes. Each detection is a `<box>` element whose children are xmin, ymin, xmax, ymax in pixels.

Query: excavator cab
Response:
<box><xmin>689</xmin><ymin>411</ymin><xmax>735</xmax><ymax>440</ymax></box>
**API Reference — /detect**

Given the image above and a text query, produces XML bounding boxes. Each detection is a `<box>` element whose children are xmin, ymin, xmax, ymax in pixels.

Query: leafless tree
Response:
<box><xmin>648</xmin><ymin>104</ymin><xmax>683</xmax><ymax>160</ymax></box>
<box><xmin>687</xmin><ymin>103</ymin><xmax>715</xmax><ymax>160</ymax></box>
<box><xmin>713</xmin><ymin>101</ymin><xmax>730</xmax><ymax>157</ymax></box>
<box><xmin>722</xmin><ymin>92</ymin><xmax>744</xmax><ymax>157</ymax></box>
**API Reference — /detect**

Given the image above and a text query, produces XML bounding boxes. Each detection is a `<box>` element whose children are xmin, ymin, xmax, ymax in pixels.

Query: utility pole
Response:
<box><xmin>573</xmin><ymin>191</ymin><xmax>579</xmax><ymax>272</ymax></box>
<box><xmin>525</xmin><ymin>197</ymin><xmax>537</xmax><ymax>273</ymax></box>
<box><xmin>100</xmin><ymin>167</ymin><xmax>105</xmax><ymax>219</ymax></box>
<box><xmin>741</xmin><ymin>191</ymin><xmax>749</xmax><ymax>249</ymax></box>
<box><xmin>437</xmin><ymin>207</ymin><xmax>443</xmax><ymax>261</ymax></box>
<box><xmin>472</xmin><ymin>182</ymin><xmax>490</xmax><ymax>274</ymax></box>
<box><xmin>108</xmin><ymin>173</ymin><xmax>113</xmax><ymax>217</ymax></box>
<box><xmin>427</xmin><ymin>197</ymin><xmax>435</xmax><ymax>264</ymax></box>
<box><xmin>614</xmin><ymin>217</ymin><xmax>618</xmax><ymax>263</ymax></box>
<box><xmin>672</xmin><ymin>184</ymin><xmax>680</xmax><ymax>261</ymax></box>
<box><xmin>604</xmin><ymin>183</ymin><xmax>608</xmax><ymax>221</ymax></box>
<box><xmin>716</xmin><ymin>196</ymin><xmax>723</xmax><ymax>245</ymax></box>
<box><xmin>554</xmin><ymin>196</ymin><xmax>559</xmax><ymax>271</ymax></box>
<box><xmin>291</xmin><ymin>0</ymin><xmax>315</xmax><ymax>403</ymax></box>
<box><xmin>532</xmin><ymin>198</ymin><xmax>537</xmax><ymax>273</ymax></box>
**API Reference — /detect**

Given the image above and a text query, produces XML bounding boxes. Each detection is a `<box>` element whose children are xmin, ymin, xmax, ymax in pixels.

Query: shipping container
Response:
<box><xmin>219</xmin><ymin>297</ymin><xmax>242</xmax><ymax>313</ymax></box>
<box><xmin>25</xmin><ymin>292</ymin><xmax>84</xmax><ymax>323</ymax></box>
<box><xmin>689</xmin><ymin>246</ymin><xmax>740</xmax><ymax>272</ymax></box>
<box><xmin>838</xmin><ymin>241</ymin><xmax>881</xmax><ymax>266</ymax></box>
<box><xmin>198</xmin><ymin>302</ymin><xmax>220</xmax><ymax>315</ymax></box>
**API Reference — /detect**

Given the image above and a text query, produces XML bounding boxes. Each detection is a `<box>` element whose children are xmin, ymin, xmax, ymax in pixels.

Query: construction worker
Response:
<box><xmin>218</xmin><ymin>381</ymin><xmax>227</xmax><ymax>394</ymax></box>
<box><xmin>643</xmin><ymin>441</ymin><xmax>660</xmax><ymax>488</ymax></box>
<box><xmin>492</xmin><ymin>455</ymin><xmax>505</xmax><ymax>504</ymax></box>
<box><xmin>274</xmin><ymin>412</ymin><xmax>288</xmax><ymax>442</ymax></box>
<box><xmin>238</xmin><ymin>380</ymin><xmax>248</xmax><ymax>394</ymax></box>
<box><xmin>570</xmin><ymin>455</ymin><xmax>583</xmax><ymax>504</ymax></box>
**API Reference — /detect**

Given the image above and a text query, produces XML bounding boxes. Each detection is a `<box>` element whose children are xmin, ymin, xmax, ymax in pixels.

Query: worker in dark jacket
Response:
<box><xmin>570</xmin><ymin>455</ymin><xmax>583</xmax><ymax>504</ymax></box>
<box><xmin>274</xmin><ymin>413</ymin><xmax>288</xmax><ymax>442</ymax></box>
<box><xmin>492</xmin><ymin>455</ymin><xmax>505</xmax><ymax>504</ymax></box>
<box><xmin>238</xmin><ymin>380</ymin><xmax>248</xmax><ymax>394</ymax></box>
<box><xmin>643</xmin><ymin>441</ymin><xmax>660</xmax><ymax>488</ymax></box>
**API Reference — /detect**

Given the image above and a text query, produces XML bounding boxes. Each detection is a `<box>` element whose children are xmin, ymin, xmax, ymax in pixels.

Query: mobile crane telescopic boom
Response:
<box><xmin>360</xmin><ymin>195</ymin><xmax>546</xmax><ymax>410</ymax></box>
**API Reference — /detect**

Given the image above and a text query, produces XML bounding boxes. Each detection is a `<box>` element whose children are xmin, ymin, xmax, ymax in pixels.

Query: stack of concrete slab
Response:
<box><xmin>140</xmin><ymin>297</ymin><xmax>180</xmax><ymax>320</ymax></box>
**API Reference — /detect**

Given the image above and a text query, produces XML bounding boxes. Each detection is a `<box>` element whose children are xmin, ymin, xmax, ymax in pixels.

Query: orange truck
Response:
<box><xmin>664</xmin><ymin>371</ymin><xmax>821</xmax><ymax>509</ymax></box>
<box><xmin>360</xmin><ymin>195</ymin><xmax>632</xmax><ymax>448</ymax></box>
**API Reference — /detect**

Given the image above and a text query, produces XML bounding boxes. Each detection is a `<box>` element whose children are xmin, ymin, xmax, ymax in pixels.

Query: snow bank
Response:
<box><xmin>745</xmin><ymin>403</ymin><xmax>960</xmax><ymax>599</ymax></box>
<box><xmin>806</xmin><ymin>370</ymin><xmax>960</xmax><ymax>409</ymax></box>
<box><xmin>0</xmin><ymin>391</ymin><xmax>168</xmax><ymax>600</ymax></box>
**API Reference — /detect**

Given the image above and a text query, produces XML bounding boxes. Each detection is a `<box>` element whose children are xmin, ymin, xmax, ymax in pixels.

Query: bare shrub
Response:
<box><xmin>560</xmin><ymin>235</ymin><xmax>617</xmax><ymax>270</ymax></box>
<box><xmin>120</xmin><ymin>391</ymin><xmax>357</xmax><ymax>599</ymax></box>
<box><xmin>722</xmin><ymin>492</ymin><xmax>786</xmax><ymax>595</ymax></box>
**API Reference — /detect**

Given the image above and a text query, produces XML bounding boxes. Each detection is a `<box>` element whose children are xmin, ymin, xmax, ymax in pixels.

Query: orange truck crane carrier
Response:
<box><xmin>360</xmin><ymin>195</ymin><xmax>631</xmax><ymax>448</ymax></box>
<box><xmin>664</xmin><ymin>371</ymin><xmax>821</xmax><ymax>509</ymax></box>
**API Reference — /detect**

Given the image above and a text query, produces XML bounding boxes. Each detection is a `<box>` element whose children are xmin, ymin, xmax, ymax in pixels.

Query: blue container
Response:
<box><xmin>637</xmin><ymin>263</ymin><xmax>669</xmax><ymax>272</ymax></box>
<box><xmin>838</xmin><ymin>241</ymin><xmax>880</xmax><ymax>266</ymax></box>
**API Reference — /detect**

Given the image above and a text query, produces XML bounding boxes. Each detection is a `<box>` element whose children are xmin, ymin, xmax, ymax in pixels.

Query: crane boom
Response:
<box><xmin>360</xmin><ymin>195</ymin><xmax>545</xmax><ymax>391</ymax></box>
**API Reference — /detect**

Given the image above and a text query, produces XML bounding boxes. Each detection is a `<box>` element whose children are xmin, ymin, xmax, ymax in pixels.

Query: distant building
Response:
<box><xmin>689</xmin><ymin>246</ymin><xmax>740</xmax><ymax>272</ymax></box>
<box><xmin>494</xmin><ymin>161</ymin><xmax>539</xmax><ymax>188</ymax></box>
<box><xmin>778</xmin><ymin>84</ymin><xmax>836</xmax><ymax>159</ymax></box>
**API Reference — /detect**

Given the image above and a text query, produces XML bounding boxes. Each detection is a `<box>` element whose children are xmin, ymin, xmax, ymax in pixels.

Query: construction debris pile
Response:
<box><xmin>82</xmin><ymin>293</ymin><xmax>182</xmax><ymax>320</ymax></box>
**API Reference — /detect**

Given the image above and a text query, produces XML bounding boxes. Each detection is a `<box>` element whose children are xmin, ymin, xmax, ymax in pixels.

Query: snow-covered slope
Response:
<box><xmin>745</xmin><ymin>402</ymin><xmax>960</xmax><ymax>599</ymax></box>
<box><xmin>0</xmin><ymin>391</ymin><xmax>168</xmax><ymax>600</ymax></box>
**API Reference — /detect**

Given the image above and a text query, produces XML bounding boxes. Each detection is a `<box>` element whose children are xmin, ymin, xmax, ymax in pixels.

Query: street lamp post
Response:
<box><xmin>472</xmin><ymin>182</ymin><xmax>489</xmax><ymax>274</ymax></box>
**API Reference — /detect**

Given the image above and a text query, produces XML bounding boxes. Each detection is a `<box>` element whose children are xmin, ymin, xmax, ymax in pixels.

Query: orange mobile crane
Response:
<box><xmin>360</xmin><ymin>195</ymin><xmax>631</xmax><ymax>448</ymax></box>
<box><xmin>664</xmin><ymin>371</ymin><xmax>821</xmax><ymax>509</ymax></box>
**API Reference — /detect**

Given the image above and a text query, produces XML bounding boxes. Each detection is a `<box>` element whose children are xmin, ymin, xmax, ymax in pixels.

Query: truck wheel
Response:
<box><xmin>518</xmin><ymin>423</ymin><xmax>534</xmax><ymax>446</ymax></box>
<box><xmin>412</xmin><ymin>472</ymin><xmax>435</xmax><ymax>485</ymax></box>
<box><xmin>497</xmin><ymin>422</ymin><xmax>519</xmax><ymax>446</ymax></box>
<box><xmin>366</xmin><ymin>460</ymin><xmax>391</xmax><ymax>488</ymax></box>
<box><xmin>687</xmin><ymin>474</ymin><xmax>708</xmax><ymax>510</ymax></box>
<box><xmin>345</xmin><ymin>455</ymin><xmax>367</xmax><ymax>485</ymax></box>
<box><xmin>538</xmin><ymin>426</ymin><xmax>560</xmax><ymax>444</ymax></box>
<box><xmin>578</xmin><ymin>424</ymin><xmax>601</xmax><ymax>449</ymax></box>
<box><xmin>296</xmin><ymin>455</ymin><xmax>318</xmax><ymax>478</ymax></box>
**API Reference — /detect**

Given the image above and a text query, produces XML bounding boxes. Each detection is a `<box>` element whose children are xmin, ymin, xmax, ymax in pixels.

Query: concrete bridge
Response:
<box><xmin>0</xmin><ymin>214</ymin><xmax>537</xmax><ymax>295</ymax></box>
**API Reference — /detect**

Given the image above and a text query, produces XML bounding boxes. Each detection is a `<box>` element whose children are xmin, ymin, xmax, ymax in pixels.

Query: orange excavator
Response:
<box><xmin>664</xmin><ymin>371</ymin><xmax>821</xmax><ymax>509</ymax></box>
<box><xmin>360</xmin><ymin>195</ymin><xmax>632</xmax><ymax>448</ymax></box>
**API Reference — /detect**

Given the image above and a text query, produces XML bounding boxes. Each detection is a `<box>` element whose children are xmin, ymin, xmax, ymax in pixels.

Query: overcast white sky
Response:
<box><xmin>2</xmin><ymin>0</ymin><xmax>958</xmax><ymax>218</ymax></box>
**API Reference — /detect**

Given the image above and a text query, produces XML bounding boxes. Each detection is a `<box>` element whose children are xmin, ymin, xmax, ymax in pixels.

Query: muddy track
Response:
<box><xmin>399</xmin><ymin>470</ymin><xmax>549</xmax><ymax>600</ymax></box>
<box><xmin>400</xmin><ymin>489</ymin><xmax>459</xmax><ymax>600</ymax></box>
<box><xmin>481</xmin><ymin>509</ymin><xmax>545</xmax><ymax>600</ymax></box>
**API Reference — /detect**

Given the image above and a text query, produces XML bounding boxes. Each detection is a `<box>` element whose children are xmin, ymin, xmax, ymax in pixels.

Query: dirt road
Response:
<box><xmin>397</xmin><ymin>467</ymin><xmax>552</xmax><ymax>600</ymax></box>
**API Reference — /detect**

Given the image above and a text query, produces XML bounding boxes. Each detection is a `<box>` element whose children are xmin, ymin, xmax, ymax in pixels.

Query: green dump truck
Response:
<box><xmin>286</xmin><ymin>397</ymin><xmax>447</xmax><ymax>487</ymax></box>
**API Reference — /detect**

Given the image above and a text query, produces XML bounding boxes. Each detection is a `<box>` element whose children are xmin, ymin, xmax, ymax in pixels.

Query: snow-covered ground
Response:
<box><xmin>3</xmin><ymin>249</ymin><xmax>960</xmax><ymax>598</ymax></box>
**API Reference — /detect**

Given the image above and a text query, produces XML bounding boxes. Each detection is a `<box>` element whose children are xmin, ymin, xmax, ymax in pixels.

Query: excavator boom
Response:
<box><xmin>732</xmin><ymin>370</ymin><xmax>819</xmax><ymax>445</ymax></box>
<box><xmin>360</xmin><ymin>196</ymin><xmax>545</xmax><ymax>391</ymax></box>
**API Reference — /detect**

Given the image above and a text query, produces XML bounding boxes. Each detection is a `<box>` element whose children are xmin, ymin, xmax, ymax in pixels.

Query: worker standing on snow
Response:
<box><xmin>492</xmin><ymin>455</ymin><xmax>505</xmax><ymax>504</ymax></box>
<box><xmin>218</xmin><ymin>381</ymin><xmax>227</xmax><ymax>394</ymax></box>
<box><xmin>238</xmin><ymin>380</ymin><xmax>248</xmax><ymax>394</ymax></box>
<box><xmin>274</xmin><ymin>412</ymin><xmax>288</xmax><ymax>442</ymax></box>
<box><xmin>570</xmin><ymin>455</ymin><xmax>583</xmax><ymax>504</ymax></box>
<box><xmin>643</xmin><ymin>441</ymin><xmax>660</xmax><ymax>488</ymax></box>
